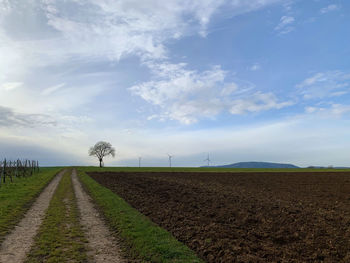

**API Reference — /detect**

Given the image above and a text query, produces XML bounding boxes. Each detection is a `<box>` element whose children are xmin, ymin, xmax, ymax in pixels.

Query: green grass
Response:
<box><xmin>77</xmin><ymin>166</ymin><xmax>350</xmax><ymax>173</ymax></box>
<box><xmin>0</xmin><ymin>167</ymin><xmax>61</xmax><ymax>244</ymax></box>
<box><xmin>77</xmin><ymin>169</ymin><xmax>203</xmax><ymax>263</ymax></box>
<box><xmin>26</xmin><ymin>169</ymin><xmax>88</xmax><ymax>263</ymax></box>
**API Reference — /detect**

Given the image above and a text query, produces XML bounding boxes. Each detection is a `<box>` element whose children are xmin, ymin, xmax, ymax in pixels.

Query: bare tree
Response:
<box><xmin>89</xmin><ymin>141</ymin><xmax>115</xmax><ymax>167</ymax></box>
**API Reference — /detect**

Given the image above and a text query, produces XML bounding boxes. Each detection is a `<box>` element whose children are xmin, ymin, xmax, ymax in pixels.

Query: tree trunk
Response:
<box><xmin>99</xmin><ymin>158</ymin><xmax>103</xmax><ymax>168</ymax></box>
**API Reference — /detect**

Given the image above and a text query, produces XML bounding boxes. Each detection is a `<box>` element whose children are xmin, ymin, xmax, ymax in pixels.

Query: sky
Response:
<box><xmin>0</xmin><ymin>0</ymin><xmax>350</xmax><ymax>167</ymax></box>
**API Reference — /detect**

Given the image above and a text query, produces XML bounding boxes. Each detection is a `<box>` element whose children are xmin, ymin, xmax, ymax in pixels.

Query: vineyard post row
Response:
<box><xmin>0</xmin><ymin>159</ymin><xmax>39</xmax><ymax>186</ymax></box>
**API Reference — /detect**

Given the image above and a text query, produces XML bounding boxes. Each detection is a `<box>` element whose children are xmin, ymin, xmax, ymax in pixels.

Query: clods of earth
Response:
<box><xmin>88</xmin><ymin>171</ymin><xmax>350</xmax><ymax>263</ymax></box>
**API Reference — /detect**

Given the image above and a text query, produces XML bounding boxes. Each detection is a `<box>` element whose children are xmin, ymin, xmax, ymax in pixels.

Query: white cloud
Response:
<box><xmin>296</xmin><ymin>71</ymin><xmax>350</xmax><ymax>100</ymax></box>
<box><xmin>275</xmin><ymin>16</ymin><xmax>295</xmax><ymax>34</ymax></box>
<box><xmin>0</xmin><ymin>0</ymin><xmax>286</xmax><ymax>106</ymax></box>
<box><xmin>305</xmin><ymin>104</ymin><xmax>350</xmax><ymax>117</ymax></box>
<box><xmin>130</xmin><ymin>62</ymin><xmax>292</xmax><ymax>124</ymax></box>
<box><xmin>0</xmin><ymin>0</ymin><xmax>284</xmax><ymax>70</ymax></box>
<box><xmin>282</xmin><ymin>0</ymin><xmax>294</xmax><ymax>12</ymax></box>
<box><xmin>249</xmin><ymin>63</ymin><xmax>261</xmax><ymax>71</ymax></box>
<box><xmin>33</xmin><ymin>0</ymin><xmax>267</xmax><ymax>61</ymax></box>
<box><xmin>320</xmin><ymin>4</ymin><xmax>340</xmax><ymax>14</ymax></box>
<box><xmin>220</xmin><ymin>83</ymin><xmax>238</xmax><ymax>96</ymax></box>
<box><xmin>1</xmin><ymin>0</ymin><xmax>299</xmax><ymax>165</ymax></box>
<box><xmin>41</xmin><ymin>83</ymin><xmax>65</xmax><ymax>96</ymax></box>
<box><xmin>1</xmin><ymin>82</ymin><xmax>23</xmax><ymax>91</ymax></box>
<box><xmin>0</xmin><ymin>79</ymin><xmax>104</xmax><ymax>115</ymax></box>
<box><xmin>229</xmin><ymin>92</ymin><xmax>293</xmax><ymax>114</ymax></box>
<box><xmin>330</xmin><ymin>104</ymin><xmax>350</xmax><ymax>116</ymax></box>
<box><xmin>131</xmin><ymin>62</ymin><xmax>226</xmax><ymax>106</ymax></box>
<box><xmin>0</xmin><ymin>0</ymin><xmax>286</xmax><ymax>117</ymax></box>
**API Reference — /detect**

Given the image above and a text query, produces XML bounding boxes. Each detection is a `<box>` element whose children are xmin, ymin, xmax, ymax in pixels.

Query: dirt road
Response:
<box><xmin>0</xmin><ymin>169</ymin><xmax>125</xmax><ymax>263</ymax></box>
<box><xmin>72</xmin><ymin>169</ymin><xmax>124</xmax><ymax>263</ymax></box>
<box><xmin>0</xmin><ymin>170</ymin><xmax>65</xmax><ymax>263</ymax></box>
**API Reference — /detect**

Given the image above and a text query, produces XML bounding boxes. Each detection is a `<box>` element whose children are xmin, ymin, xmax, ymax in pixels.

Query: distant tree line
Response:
<box><xmin>0</xmin><ymin>159</ymin><xmax>39</xmax><ymax>186</ymax></box>
<box><xmin>307</xmin><ymin>165</ymin><xmax>334</xmax><ymax>169</ymax></box>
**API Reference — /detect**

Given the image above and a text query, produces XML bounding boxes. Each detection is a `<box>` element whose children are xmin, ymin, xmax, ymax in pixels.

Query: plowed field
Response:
<box><xmin>88</xmin><ymin>171</ymin><xmax>350</xmax><ymax>263</ymax></box>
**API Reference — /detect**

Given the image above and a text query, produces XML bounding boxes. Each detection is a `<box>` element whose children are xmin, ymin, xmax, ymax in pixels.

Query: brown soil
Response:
<box><xmin>72</xmin><ymin>169</ymin><xmax>125</xmax><ymax>263</ymax></box>
<box><xmin>0</xmin><ymin>170</ymin><xmax>64</xmax><ymax>263</ymax></box>
<box><xmin>88</xmin><ymin>171</ymin><xmax>350</xmax><ymax>263</ymax></box>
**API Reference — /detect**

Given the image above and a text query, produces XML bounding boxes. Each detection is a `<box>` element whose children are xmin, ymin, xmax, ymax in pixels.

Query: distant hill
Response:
<box><xmin>203</xmin><ymin>161</ymin><xmax>300</xmax><ymax>169</ymax></box>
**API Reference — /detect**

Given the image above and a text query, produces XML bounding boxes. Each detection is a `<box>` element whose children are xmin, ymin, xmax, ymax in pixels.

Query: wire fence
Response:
<box><xmin>0</xmin><ymin>159</ymin><xmax>39</xmax><ymax>186</ymax></box>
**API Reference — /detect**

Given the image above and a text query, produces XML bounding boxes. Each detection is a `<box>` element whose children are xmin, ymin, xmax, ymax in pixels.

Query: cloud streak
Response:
<box><xmin>0</xmin><ymin>0</ymin><xmax>285</xmax><ymax>71</ymax></box>
<box><xmin>305</xmin><ymin>104</ymin><xmax>350</xmax><ymax>118</ymax></box>
<box><xmin>275</xmin><ymin>16</ymin><xmax>295</xmax><ymax>34</ymax></box>
<box><xmin>296</xmin><ymin>71</ymin><xmax>350</xmax><ymax>100</ymax></box>
<box><xmin>320</xmin><ymin>4</ymin><xmax>340</xmax><ymax>14</ymax></box>
<box><xmin>0</xmin><ymin>106</ymin><xmax>56</xmax><ymax>128</ymax></box>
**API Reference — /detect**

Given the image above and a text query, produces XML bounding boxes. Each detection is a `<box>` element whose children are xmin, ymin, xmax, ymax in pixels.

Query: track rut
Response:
<box><xmin>72</xmin><ymin>169</ymin><xmax>124</xmax><ymax>263</ymax></box>
<box><xmin>0</xmin><ymin>170</ymin><xmax>64</xmax><ymax>263</ymax></box>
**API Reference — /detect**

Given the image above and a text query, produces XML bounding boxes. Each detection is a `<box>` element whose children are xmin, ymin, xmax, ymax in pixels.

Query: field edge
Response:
<box><xmin>77</xmin><ymin>168</ymin><xmax>204</xmax><ymax>263</ymax></box>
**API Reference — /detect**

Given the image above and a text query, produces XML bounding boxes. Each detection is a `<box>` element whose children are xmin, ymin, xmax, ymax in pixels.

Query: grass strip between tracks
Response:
<box><xmin>0</xmin><ymin>167</ymin><xmax>61</xmax><ymax>245</ymax></box>
<box><xmin>77</xmin><ymin>169</ymin><xmax>203</xmax><ymax>263</ymax></box>
<box><xmin>25</xmin><ymin>170</ymin><xmax>88</xmax><ymax>263</ymax></box>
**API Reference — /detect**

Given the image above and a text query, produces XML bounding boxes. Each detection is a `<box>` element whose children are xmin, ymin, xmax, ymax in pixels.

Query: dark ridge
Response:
<box><xmin>202</xmin><ymin>161</ymin><xmax>300</xmax><ymax>169</ymax></box>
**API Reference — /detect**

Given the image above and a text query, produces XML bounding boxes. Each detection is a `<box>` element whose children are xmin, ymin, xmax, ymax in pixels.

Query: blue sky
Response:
<box><xmin>0</xmin><ymin>0</ymin><xmax>350</xmax><ymax>167</ymax></box>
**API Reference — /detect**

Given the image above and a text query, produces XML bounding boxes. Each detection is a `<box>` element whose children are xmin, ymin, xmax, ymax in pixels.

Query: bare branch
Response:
<box><xmin>88</xmin><ymin>141</ymin><xmax>116</xmax><ymax>167</ymax></box>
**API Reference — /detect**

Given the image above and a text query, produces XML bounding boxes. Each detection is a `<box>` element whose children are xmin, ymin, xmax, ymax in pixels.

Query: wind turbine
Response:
<box><xmin>204</xmin><ymin>153</ymin><xmax>211</xmax><ymax>167</ymax></box>
<box><xmin>138</xmin><ymin>157</ymin><xmax>142</xmax><ymax>168</ymax></box>
<box><xmin>167</xmin><ymin>154</ymin><xmax>173</xmax><ymax>168</ymax></box>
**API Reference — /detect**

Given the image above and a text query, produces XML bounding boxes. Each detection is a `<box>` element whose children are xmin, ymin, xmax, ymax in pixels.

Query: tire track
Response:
<box><xmin>0</xmin><ymin>169</ymin><xmax>65</xmax><ymax>263</ymax></box>
<box><xmin>71</xmin><ymin>169</ymin><xmax>124</xmax><ymax>263</ymax></box>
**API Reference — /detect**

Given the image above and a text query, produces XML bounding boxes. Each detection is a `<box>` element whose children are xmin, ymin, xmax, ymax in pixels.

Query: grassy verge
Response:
<box><xmin>0</xmin><ymin>167</ymin><xmax>61</xmax><ymax>244</ymax></box>
<box><xmin>25</xmin><ymin>170</ymin><xmax>88</xmax><ymax>263</ymax></box>
<box><xmin>77</xmin><ymin>169</ymin><xmax>203</xmax><ymax>263</ymax></box>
